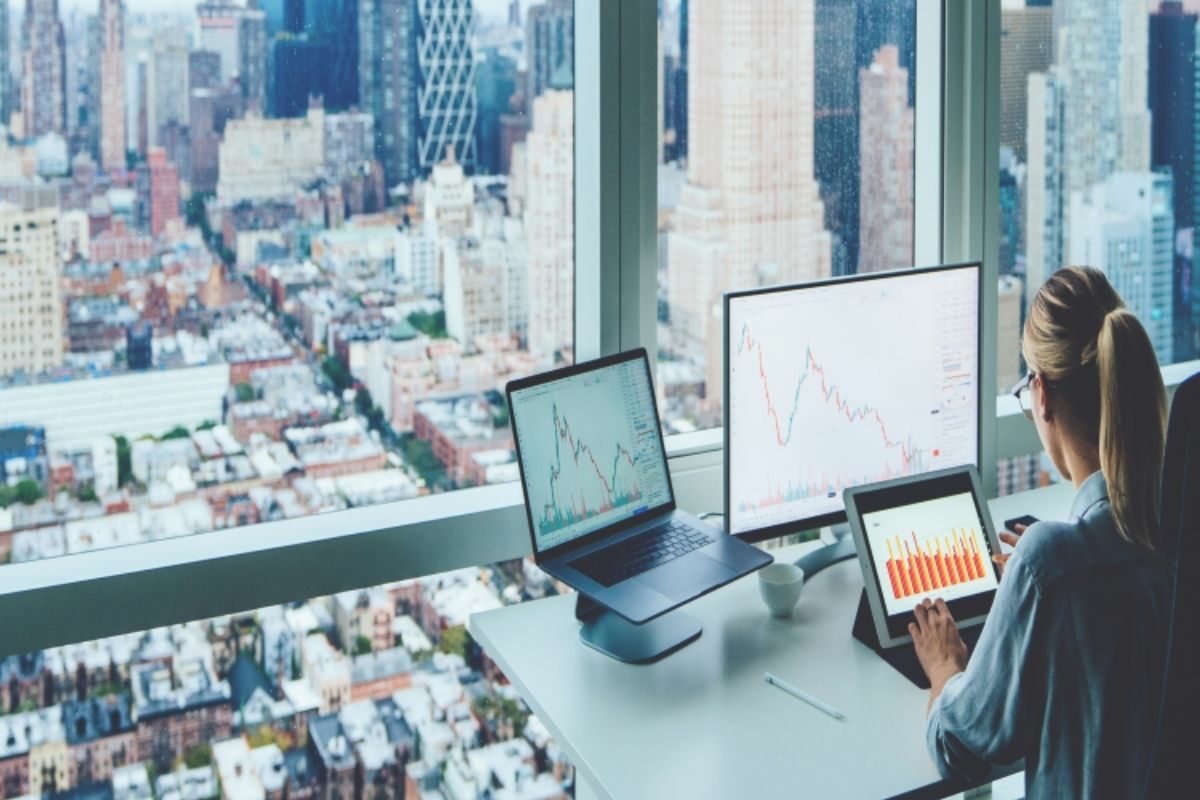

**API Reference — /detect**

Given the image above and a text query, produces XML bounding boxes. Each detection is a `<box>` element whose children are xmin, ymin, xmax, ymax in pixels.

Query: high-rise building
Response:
<box><xmin>526</xmin><ymin>0</ymin><xmax>573</xmax><ymax>103</ymax></box>
<box><xmin>1150</xmin><ymin>2</ymin><xmax>1197</xmax><ymax>232</ymax></box>
<box><xmin>239</xmin><ymin>9</ymin><xmax>268</xmax><ymax>111</ymax></box>
<box><xmin>674</xmin><ymin>0</ymin><xmax>688</xmax><ymax>162</ymax></box>
<box><xmin>1053</xmin><ymin>0</ymin><xmax>1151</xmax><ymax>199</ymax></box>
<box><xmin>416</xmin><ymin>0</ymin><xmax>479</xmax><ymax>173</ymax></box>
<box><xmin>272</xmin><ymin>36</ymin><xmax>332</xmax><ymax>118</ymax></box>
<box><xmin>667</xmin><ymin>0</ymin><xmax>831</xmax><ymax>411</ymax></box>
<box><xmin>0</xmin><ymin>2</ymin><xmax>10</xmax><ymax>127</ymax></box>
<box><xmin>21</xmin><ymin>0</ymin><xmax>68</xmax><ymax>138</ymax></box>
<box><xmin>1025</xmin><ymin>68</ymin><xmax>1067</xmax><ymax>300</ymax></box>
<box><xmin>152</xmin><ymin>28</ymin><xmax>190</xmax><ymax>146</ymax></box>
<box><xmin>99</xmin><ymin>0</ymin><xmax>125</xmax><ymax>174</ymax></box>
<box><xmin>148</xmin><ymin>147</ymin><xmax>180</xmax><ymax>238</ymax></box>
<box><xmin>359</xmin><ymin>0</ymin><xmax>418</xmax><ymax>185</ymax></box>
<box><xmin>814</xmin><ymin>0</ymin><xmax>859</xmax><ymax>276</ymax></box>
<box><xmin>197</xmin><ymin>1</ymin><xmax>241</xmax><ymax>86</ymax></box>
<box><xmin>524</xmin><ymin>90</ymin><xmax>574</xmax><ymax>364</ymax></box>
<box><xmin>0</xmin><ymin>203</ymin><xmax>65</xmax><ymax>378</ymax></box>
<box><xmin>1069</xmin><ymin>171</ymin><xmax>1176</xmax><ymax>363</ymax></box>
<box><xmin>858</xmin><ymin>46</ymin><xmax>913</xmax><ymax>273</ymax></box>
<box><xmin>476</xmin><ymin>48</ymin><xmax>518</xmax><ymax>176</ymax></box>
<box><xmin>303</xmin><ymin>0</ymin><xmax>358</xmax><ymax>111</ymax></box>
<box><xmin>324</xmin><ymin>112</ymin><xmax>376</xmax><ymax>182</ymax></box>
<box><xmin>999</xmin><ymin>147</ymin><xmax>1024</xmax><ymax>276</ymax></box>
<box><xmin>999</xmin><ymin>4</ymin><xmax>1052</xmax><ymax>162</ymax></box>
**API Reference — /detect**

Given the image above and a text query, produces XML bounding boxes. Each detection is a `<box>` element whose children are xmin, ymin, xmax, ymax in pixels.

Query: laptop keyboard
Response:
<box><xmin>570</xmin><ymin>521</ymin><xmax>716</xmax><ymax>587</ymax></box>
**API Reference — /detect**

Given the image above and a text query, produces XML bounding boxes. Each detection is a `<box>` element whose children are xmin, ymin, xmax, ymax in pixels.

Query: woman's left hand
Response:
<box><xmin>910</xmin><ymin>598</ymin><xmax>969</xmax><ymax>708</ymax></box>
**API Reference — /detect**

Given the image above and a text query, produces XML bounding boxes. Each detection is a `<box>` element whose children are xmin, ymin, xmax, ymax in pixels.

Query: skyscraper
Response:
<box><xmin>667</xmin><ymin>0</ymin><xmax>831</xmax><ymax>411</ymax></box>
<box><xmin>359</xmin><ymin>0</ymin><xmax>418</xmax><ymax>185</ymax></box>
<box><xmin>858</xmin><ymin>45</ymin><xmax>914</xmax><ymax>273</ymax></box>
<box><xmin>1025</xmin><ymin>68</ymin><xmax>1066</xmax><ymax>299</ymax></box>
<box><xmin>197</xmin><ymin>1</ymin><xmax>241</xmax><ymax>86</ymax></box>
<box><xmin>0</xmin><ymin>2</ymin><xmax>10</xmax><ymax>127</ymax></box>
<box><xmin>21</xmin><ymin>0</ymin><xmax>68</xmax><ymax>138</ymax></box>
<box><xmin>1150</xmin><ymin>2</ymin><xmax>1196</xmax><ymax>231</ymax></box>
<box><xmin>152</xmin><ymin>28</ymin><xmax>190</xmax><ymax>146</ymax></box>
<box><xmin>1000</xmin><ymin>4</ymin><xmax>1052</xmax><ymax>162</ymax></box>
<box><xmin>416</xmin><ymin>0</ymin><xmax>478</xmax><ymax>172</ymax></box>
<box><xmin>524</xmin><ymin>90</ymin><xmax>574</xmax><ymax>364</ymax></box>
<box><xmin>99</xmin><ymin>0</ymin><xmax>126</xmax><ymax>173</ymax></box>
<box><xmin>814</xmin><ymin>0</ymin><xmax>859</xmax><ymax>276</ymax></box>
<box><xmin>476</xmin><ymin>48</ymin><xmax>519</xmax><ymax>176</ymax></box>
<box><xmin>675</xmin><ymin>0</ymin><xmax>688</xmax><ymax>162</ymax></box>
<box><xmin>1024</xmin><ymin>0</ymin><xmax>1151</xmax><ymax>309</ymax></box>
<box><xmin>239</xmin><ymin>8</ymin><xmax>268</xmax><ymax>111</ymax></box>
<box><xmin>0</xmin><ymin>204</ymin><xmax>65</xmax><ymax>378</ymax></box>
<box><xmin>1069</xmin><ymin>171</ymin><xmax>1176</xmax><ymax>363</ymax></box>
<box><xmin>526</xmin><ymin>0</ymin><xmax>573</xmax><ymax>103</ymax></box>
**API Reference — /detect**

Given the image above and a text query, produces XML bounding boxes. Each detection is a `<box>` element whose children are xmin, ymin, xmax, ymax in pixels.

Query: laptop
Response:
<box><xmin>507</xmin><ymin>349</ymin><xmax>772</xmax><ymax>625</ymax></box>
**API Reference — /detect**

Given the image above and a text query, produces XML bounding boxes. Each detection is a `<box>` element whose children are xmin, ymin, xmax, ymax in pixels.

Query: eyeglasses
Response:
<box><xmin>1011</xmin><ymin>372</ymin><xmax>1037</xmax><ymax>421</ymax></box>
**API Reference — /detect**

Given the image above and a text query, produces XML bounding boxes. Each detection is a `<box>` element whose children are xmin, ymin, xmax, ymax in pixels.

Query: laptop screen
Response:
<box><xmin>510</xmin><ymin>355</ymin><xmax>675</xmax><ymax>554</ymax></box>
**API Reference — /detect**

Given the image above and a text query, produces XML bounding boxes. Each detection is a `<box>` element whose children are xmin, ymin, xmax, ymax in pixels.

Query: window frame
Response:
<box><xmin>5</xmin><ymin>0</ymin><xmax>1198</xmax><ymax>656</ymax></box>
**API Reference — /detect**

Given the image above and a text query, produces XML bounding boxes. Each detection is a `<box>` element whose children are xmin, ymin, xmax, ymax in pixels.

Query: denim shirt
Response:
<box><xmin>926</xmin><ymin>472</ymin><xmax>1170</xmax><ymax>799</ymax></box>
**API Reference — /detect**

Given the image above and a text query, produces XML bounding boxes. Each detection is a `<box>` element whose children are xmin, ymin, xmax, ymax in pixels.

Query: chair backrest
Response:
<box><xmin>1144</xmin><ymin>372</ymin><xmax>1200</xmax><ymax>798</ymax></box>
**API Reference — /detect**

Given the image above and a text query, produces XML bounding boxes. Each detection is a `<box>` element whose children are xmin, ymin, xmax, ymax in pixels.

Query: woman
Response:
<box><xmin>910</xmin><ymin>267</ymin><xmax>1171</xmax><ymax>798</ymax></box>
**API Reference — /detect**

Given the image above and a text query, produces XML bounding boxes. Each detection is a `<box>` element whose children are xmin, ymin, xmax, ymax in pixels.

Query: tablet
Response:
<box><xmin>844</xmin><ymin>466</ymin><xmax>1002</xmax><ymax>649</ymax></box>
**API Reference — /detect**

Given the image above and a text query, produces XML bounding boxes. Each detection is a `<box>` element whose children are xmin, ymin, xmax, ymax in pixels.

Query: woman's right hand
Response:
<box><xmin>991</xmin><ymin>523</ymin><xmax>1029</xmax><ymax>577</ymax></box>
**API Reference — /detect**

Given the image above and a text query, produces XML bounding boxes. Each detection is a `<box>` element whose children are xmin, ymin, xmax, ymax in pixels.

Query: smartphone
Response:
<box><xmin>1003</xmin><ymin>514</ymin><xmax>1040</xmax><ymax>532</ymax></box>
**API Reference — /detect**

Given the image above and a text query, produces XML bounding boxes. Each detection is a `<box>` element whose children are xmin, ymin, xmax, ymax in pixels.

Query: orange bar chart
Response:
<box><xmin>885</xmin><ymin>528</ymin><xmax>988</xmax><ymax>600</ymax></box>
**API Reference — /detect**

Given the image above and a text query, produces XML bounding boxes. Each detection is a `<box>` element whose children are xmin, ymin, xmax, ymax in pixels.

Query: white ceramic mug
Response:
<box><xmin>758</xmin><ymin>562</ymin><xmax>805</xmax><ymax>617</ymax></box>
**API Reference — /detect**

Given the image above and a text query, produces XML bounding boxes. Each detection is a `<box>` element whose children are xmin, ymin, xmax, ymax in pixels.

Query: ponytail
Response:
<box><xmin>1096</xmin><ymin>310</ymin><xmax>1167</xmax><ymax>548</ymax></box>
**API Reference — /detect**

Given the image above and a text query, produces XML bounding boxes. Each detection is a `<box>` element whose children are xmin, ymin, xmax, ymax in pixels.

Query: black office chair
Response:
<box><xmin>1143</xmin><ymin>372</ymin><xmax>1200</xmax><ymax>798</ymax></box>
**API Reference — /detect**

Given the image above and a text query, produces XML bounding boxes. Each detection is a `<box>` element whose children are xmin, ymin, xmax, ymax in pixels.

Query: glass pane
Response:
<box><xmin>656</xmin><ymin>0</ymin><xmax>917</xmax><ymax>433</ymax></box>
<box><xmin>0</xmin><ymin>0</ymin><xmax>574</xmax><ymax>565</ymax></box>
<box><xmin>997</xmin><ymin>0</ymin><xmax>1195</xmax><ymax>492</ymax></box>
<box><xmin>0</xmin><ymin>563</ymin><xmax>575</xmax><ymax>798</ymax></box>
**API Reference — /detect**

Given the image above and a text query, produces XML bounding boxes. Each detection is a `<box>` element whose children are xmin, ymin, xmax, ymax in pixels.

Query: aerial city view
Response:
<box><xmin>0</xmin><ymin>0</ymin><xmax>1192</xmax><ymax>796</ymax></box>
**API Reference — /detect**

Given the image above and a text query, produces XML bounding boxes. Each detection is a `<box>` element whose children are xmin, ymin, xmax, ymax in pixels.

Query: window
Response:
<box><xmin>994</xmin><ymin>0</ymin><xmax>1200</xmax><ymax>494</ymax></box>
<box><xmin>1</xmin><ymin>2</ymin><xmax>578</xmax><ymax>797</ymax></box>
<box><xmin>0</xmin><ymin>0</ymin><xmax>574</xmax><ymax>567</ymax></box>
<box><xmin>655</xmin><ymin>0</ymin><xmax>918</xmax><ymax>433</ymax></box>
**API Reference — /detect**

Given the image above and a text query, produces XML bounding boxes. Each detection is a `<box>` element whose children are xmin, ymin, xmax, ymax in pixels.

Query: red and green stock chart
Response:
<box><xmin>726</xmin><ymin>269</ymin><xmax>980</xmax><ymax>535</ymax></box>
<box><xmin>511</xmin><ymin>359</ymin><xmax>674</xmax><ymax>552</ymax></box>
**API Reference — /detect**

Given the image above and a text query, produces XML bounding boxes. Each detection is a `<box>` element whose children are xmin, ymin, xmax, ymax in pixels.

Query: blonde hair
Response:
<box><xmin>1022</xmin><ymin>267</ymin><xmax>1167</xmax><ymax>548</ymax></box>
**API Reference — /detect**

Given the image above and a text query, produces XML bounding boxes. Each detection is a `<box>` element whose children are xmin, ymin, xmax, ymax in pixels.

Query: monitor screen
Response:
<box><xmin>510</xmin><ymin>355</ymin><xmax>675</xmax><ymax>553</ymax></box>
<box><xmin>725</xmin><ymin>264</ymin><xmax>980</xmax><ymax>539</ymax></box>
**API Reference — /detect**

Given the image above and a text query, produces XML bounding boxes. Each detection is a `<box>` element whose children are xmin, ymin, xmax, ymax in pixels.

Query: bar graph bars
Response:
<box><xmin>884</xmin><ymin>529</ymin><xmax>988</xmax><ymax>599</ymax></box>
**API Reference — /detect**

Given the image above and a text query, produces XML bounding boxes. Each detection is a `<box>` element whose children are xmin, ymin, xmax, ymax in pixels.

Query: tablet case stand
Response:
<box><xmin>851</xmin><ymin>590</ymin><xmax>985</xmax><ymax>690</ymax></box>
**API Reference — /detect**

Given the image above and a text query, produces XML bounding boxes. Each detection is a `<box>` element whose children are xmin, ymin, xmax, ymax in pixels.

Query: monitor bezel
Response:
<box><xmin>722</xmin><ymin>262</ymin><xmax>984</xmax><ymax>544</ymax></box>
<box><xmin>506</xmin><ymin>347</ymin><xmax>678</xmax><ymax>563</ymax></box>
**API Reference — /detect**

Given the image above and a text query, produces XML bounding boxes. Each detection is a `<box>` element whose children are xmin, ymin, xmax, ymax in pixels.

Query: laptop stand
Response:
<box><xmin>575</xmin><ymin>594</ymin><xmax>702</xmax><ymax>664</ymax></box>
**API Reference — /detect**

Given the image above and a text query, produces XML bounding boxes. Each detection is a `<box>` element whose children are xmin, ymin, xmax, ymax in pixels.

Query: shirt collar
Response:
<box><xmin>1070</xmin><ymin>471</ymin><xmax>1109</xmax><ymax>520</ymax></box>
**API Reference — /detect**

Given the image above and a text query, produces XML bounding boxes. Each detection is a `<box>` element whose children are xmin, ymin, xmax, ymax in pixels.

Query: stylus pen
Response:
<box><xmin>764</xmin><ymin>672</ymin><xmax>846</xmax><ymax>721</ymax></box>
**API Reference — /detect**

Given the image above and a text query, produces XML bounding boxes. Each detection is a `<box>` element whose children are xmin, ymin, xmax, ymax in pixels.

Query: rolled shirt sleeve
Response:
<box><xmin>926</xmin><ymin>554</ymin><xmax>1043</xmax><ymax>783</ymax></box>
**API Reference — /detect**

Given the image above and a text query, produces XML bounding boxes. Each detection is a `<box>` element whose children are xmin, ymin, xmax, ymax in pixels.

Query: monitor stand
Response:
<box><xmin>793</xmin><ymin>522</ymin><xmax>857</xmax><ymax>579</ymax></box>
<box><xmin>575</xmin><ymin>594</ymin><xmax>702</xmax><ymax>664</ymax></box>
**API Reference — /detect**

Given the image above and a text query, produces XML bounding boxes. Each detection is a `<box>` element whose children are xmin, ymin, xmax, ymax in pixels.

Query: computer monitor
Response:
<box><xmin>508</xmin><ymin>350</ymin><xmax>676</xmax><ymax>557</ymax></box>
<box><xmin>724</xmin><ymin>263</ymin><xmax>982</xmax><ymax>542</ymax></box>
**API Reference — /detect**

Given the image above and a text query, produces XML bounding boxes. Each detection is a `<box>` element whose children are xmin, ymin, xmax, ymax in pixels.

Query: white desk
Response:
<box><xmin>469</xmin><ymin>484</ymin><xmax>1075</xmax><ymax>800</ymax></box>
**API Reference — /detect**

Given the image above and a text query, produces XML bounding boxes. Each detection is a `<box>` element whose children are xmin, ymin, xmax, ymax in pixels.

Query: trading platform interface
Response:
<box><xmin>727</xmin><ymin>267</ymin><xmax>979</xmax><ymax>536</ymax></box>
<box><xmin>511</xmin><ymin>359</ymin><xmax>674</xmax><ymax>553</ymax></box>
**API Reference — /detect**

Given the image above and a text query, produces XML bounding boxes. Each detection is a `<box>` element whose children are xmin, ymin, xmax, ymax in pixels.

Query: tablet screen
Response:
<box><xmin>848</xmin><ymin>469</ymin><xmax>1002</xmax><ymax>644</ymax></box>
<box><xmin>862</xmin><ymin>491</ymin><xmax>999</xmax><ymax>617</ymax></box>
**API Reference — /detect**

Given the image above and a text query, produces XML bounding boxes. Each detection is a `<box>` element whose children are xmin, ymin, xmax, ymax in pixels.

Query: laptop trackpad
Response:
<box><xmin>642</xmin><ymin>553</ymin><xmax>737</xmax><ymax>602</ymax></box>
